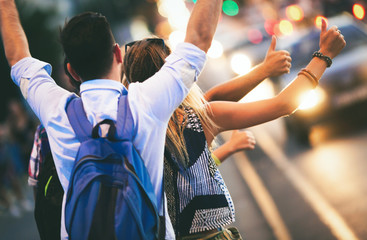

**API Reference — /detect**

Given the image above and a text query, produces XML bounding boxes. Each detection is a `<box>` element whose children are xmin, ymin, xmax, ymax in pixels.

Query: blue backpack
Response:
<box><xmin>65</xmin><ymin>94</ymin><xmax>160</xmax><ymax>240</ymax></box>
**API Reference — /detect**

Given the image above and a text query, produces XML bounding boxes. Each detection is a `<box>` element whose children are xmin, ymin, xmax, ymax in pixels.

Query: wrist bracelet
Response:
<box><xmin>312</xmin><ymin>51</ymin><xmax>332</xmax><ymax>67</ymax></box>
<box><xmin>298</xmin><ymin>68</ymin><xmax>319</xmax><ymax>87</ymax></box>
<box><xmin>211</xmin><ymin>153</ymin><xmax>222</xmax><ymax>166</ymax></box>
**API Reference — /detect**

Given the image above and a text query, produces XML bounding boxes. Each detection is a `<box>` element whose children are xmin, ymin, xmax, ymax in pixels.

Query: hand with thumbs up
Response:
<box><xmin>319</xmin><ymin>18</ymin><xmax>346</xmax><ymax>59</ymax></box>
<box><xmin>261</xmin><ymin>35</ymin><xmax>292</xmax><ymax>77</ymax></box>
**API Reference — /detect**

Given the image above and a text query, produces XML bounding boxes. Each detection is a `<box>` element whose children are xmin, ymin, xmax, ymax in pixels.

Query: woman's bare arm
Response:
<box><xmin>204</xmin><ymin>36</ymin><xmax>291</xmax><ymax>102</ymax></box>
<box><xmin>206</xmin><ymin>19</ymin><xmax>346</xmax><ymax>145</ymax></box>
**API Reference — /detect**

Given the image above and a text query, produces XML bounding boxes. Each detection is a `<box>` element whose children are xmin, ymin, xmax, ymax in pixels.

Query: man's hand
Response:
<box><xmin>262</xmin><ymin>35</ymin><xmax>292</xmax><ymax>78</ymax></box>
<box><xmin>319</xmin><ymin>18</ymin><xmax>346</xmax><ymax>59</ymax></box>
<box><xmin>0</xmin><ymin>0</ymin><xmax>31</xmax><ymax>66</ymax></box>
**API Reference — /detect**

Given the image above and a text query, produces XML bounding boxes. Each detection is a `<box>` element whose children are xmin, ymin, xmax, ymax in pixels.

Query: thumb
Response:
<box><xmin>267</xmin><ymin>35</ymin><xmax>277</xmax><ymax>53</ymax></box>
<box><xmin>321</xmin><ymin>18</ymin><xmax>327</xmax><ymax>33</ymax></box>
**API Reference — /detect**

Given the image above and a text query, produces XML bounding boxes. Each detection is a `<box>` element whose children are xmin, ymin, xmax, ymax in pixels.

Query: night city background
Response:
<box><xmin>1</xmin><ymin>0</ymin><xmax>367</xmax><ymax>239</ymax></box>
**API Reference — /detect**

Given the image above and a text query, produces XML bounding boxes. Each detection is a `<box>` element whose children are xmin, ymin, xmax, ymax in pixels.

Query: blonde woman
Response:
<box><xmin>123</xmin><ymin>19</ymin><xmax>345</xmax><ymax>239</ymax></box>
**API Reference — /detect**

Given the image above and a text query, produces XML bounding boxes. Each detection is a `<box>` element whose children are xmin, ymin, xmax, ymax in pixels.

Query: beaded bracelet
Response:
<box><xmin>298</xmin><ymin>68</ymin><xmax>319</xmax><ymax>87</ymax></box>
<box><xmin>312</xmin><ymin>51</ymin><xmax>332</xmax><ymax>67</ymax></box>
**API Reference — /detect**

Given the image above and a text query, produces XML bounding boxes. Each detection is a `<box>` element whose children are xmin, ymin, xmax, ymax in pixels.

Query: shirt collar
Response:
<box><xmin>79</xmin><ymin>79</ymin><xmax>127</xmax><ymax>95</ymax></box>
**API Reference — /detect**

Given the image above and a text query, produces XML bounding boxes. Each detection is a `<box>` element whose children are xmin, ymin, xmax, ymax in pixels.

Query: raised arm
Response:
<box><xmin>184</xmin><ymin>0</ymin><xmax>223</xmax><ymax>53</ymax></box>
<box><xmin>134</xmin><ymin>0</ymin><xmax>223</xmax><ymax>121</ymax></box>
<box><xmin>0</xmin><ymin>0</ymin><xmax>31</xmax><ymax>66</ymax></box>
<box><xmin>204</xmin><ymin>36</ymin><xmax>292</xmax><ymax>102</ymax></box>
<box><xmin>207</xmin><ymin>19</ymin><xmax>346</xmax><ymax>143</ymax></box>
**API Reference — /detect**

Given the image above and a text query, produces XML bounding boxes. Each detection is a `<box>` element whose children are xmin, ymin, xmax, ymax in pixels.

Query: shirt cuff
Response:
<box><xmin>166</xmin><ymin>42</ymin><xmax>207</xmax><ymax>74</ymax></box>
<box><xmin>28</xmin><ymin>177</ymin><xmax>38</xmax><ymax>187</ymax></box>
<box><xmin>11</xmin><ymin>57</ymin><xmax>52</xmax><ymax>86</ymax></box>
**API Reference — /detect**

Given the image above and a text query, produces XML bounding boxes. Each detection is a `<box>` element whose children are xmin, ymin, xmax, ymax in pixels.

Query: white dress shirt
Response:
<box><xmin>11</xmin><ymin>42</ymin><xmax>206</xmax><ymax>239</ymax></box>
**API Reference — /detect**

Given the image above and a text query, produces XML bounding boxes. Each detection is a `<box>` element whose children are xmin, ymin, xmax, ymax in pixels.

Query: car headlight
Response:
<box><xmin>298</xmin><ymin>87</ymin><xmax>326</xmax><ymax>110</ymax></box>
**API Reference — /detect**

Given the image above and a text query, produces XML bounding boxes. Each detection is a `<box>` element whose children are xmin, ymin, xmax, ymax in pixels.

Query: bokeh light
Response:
<box><xmin>167</xmin><ymin>8</ymin><xmax>190</xmax><ymax>30</ymax></box>
<box><xmin>130</xmin><ymin>17</ymin><xmax>151</xmax><ymax>41</ymax></box>
<box><xmin>157</xmin><ymin>0</ymin><xmax>178</xmax><ymax>18</ymax></box>
<box><xmin>298</xmin><ymin>88</ymin><xmax>326</xmax><ymax>110</ymax></box>
<box><xmin>264</xmin><ymin>19</ymin><xmax>277</xmax><ymax>36</ymax></box>
<box><xmin>240</xmin><ymin>80</ymin><xmax>274</xmax><ymax>103</ymax></box>
<box><xmin>261</xmin><ymin>2</ymin><xmax>278</xmax><ymax>20</ymax></box>
<box><xmin>158</xmin><ymin>0</ymin><xmax>189</xmax><ymax>31</ymax></box>
<box><xmin>353</xmin><ymin>4</ymin><xmax>365</xmax><ymax>20</ymax></box>
<box><xmin>155</xmin><ymin>21</ymin><xmax>173</xmax><ymax>39</ymax></box>
<box><xmin>278</xmin><ymin>20</ymin><xmax>293</xmax><ymax>35</ymax></box>
<box><xmin>315</xmin><ymin>16</ymin><xmax>328</xmax><ymax>29</ymax></box>
<box><xmin>207</xmin><ymin>40</ymin><xmax>224</xmax><ymax>59</ymax></box>
<box><xmin>230</xmin><ymin>53</ymin><xmax>252</xmax><ymax>75</ymax></box>
<box><xmin>247</xmin><ymin>28</ymin><xmax>263</xmax><ymax>44</ymax></box>
<box><xmin>286</xmin><ymin>5</ymin><xmax>304</xmax><ymax>21</ymax></box>
<box><xmin>168</xmin><ymin>30</ymin><xmax>185</xmax><ymax>50</ymax></box>
<box><xmin>222</xmin><ymin>0</ymin><xmax>239</xmax><ymax>16</ymax></box>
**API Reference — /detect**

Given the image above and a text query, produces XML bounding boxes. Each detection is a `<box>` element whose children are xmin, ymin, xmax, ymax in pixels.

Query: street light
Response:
<box><xmin>353</xmin><ymin>4</ymin><xmax>365</xmax><ymax>20</ymax></box>
<box><xmin>286</xmin><ymin>5</ymin><xmax>304</xmax><ymax>22</ymax></box>
<box><xmin>230</xmin><ymin>53</ymin><xmax>252</xmax><ymax>75</ymax></box>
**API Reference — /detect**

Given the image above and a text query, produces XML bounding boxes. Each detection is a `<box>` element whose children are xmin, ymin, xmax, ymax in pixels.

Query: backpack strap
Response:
<box><xmin>66</xmin><ymin>96</ymin><xmax>123</xmax><ymax>142</ymax></box>
<box><xmin>158</xmin><ymin>173</ymin><xmax>166</xmax><ymax>240</ymax></box>
<box><xmin>116</xmin><ymin>94</ymin><xmax>166</xmax><ymax>238</ymax></box>
<box><xmin>66</xmin><ymin>97</ymin><xmax>93</xmax><ymax>142</ymax></box>
<box><xmin>115</xmin><ymin>93</ymin><xmax>135</xmax><ymax>141</ymax></box>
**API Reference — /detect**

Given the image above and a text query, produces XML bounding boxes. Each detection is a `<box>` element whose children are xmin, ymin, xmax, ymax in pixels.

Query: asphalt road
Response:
<box><xmin>218</xmin><ymin>115</ymin><xmax>367</xmax><ymax>240</ymax></box>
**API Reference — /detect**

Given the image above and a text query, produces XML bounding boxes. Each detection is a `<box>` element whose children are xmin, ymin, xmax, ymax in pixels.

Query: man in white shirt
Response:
<box><xmin>0</xmin><ymin>0</ymin><xmax>223</xmax><ymax>239</ymax></box>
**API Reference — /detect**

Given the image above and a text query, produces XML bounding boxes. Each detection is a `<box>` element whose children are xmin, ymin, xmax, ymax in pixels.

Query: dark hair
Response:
<box><xmin>60</xmin><ymin>12</ymin><xmax>115</xmax><ymax>81</ymax></box>
<box><xmin>123</xmin><ymin>38</ymin><xmax>171</xmax><ymax>84</ymax></box>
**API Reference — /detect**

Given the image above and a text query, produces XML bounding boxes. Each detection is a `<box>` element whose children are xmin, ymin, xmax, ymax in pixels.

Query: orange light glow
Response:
<box><xmin>286</xmin><ymin>5</ymin><xmax>304</xmax><ymax>21</ymax></box>
<box><xmin>315</xmin><ymin>16</ymin><xmax>328</xmax><ymax>29</ymax></box>
<box><xmin>279</xmin><ymin>20</ymin><xmax>293</xmax><ymax>35</ymax></box>
<box><xmin>353</xmin><ymin>4</ymin><xmax>365</xmax><ymax>20</ymax></box>
<box><xmin>155</xmin><ymin>21</ymin><xmax>174</xmax><ymax>39</ymax></box>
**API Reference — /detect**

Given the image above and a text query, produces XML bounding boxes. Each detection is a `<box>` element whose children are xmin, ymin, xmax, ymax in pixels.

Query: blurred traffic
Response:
<box><xmin>275</xmin><ymin>13</ymin><xmax>367</xmax><ymax>143</ymax></box>
<box><xmin>201</xmin><ymin>1</ymin><xmax>367</xmax><ymax>143</ymax></box>
<box><xmin>1</xmin><ymin>0</ymin><xmax>367</xmax><ymax>239</ymax></box>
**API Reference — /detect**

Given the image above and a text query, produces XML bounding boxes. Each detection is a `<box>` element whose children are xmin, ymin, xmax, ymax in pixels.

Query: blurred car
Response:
<box><xmin>275</xmin><ymin>13</ymin><xmax>367</xmax><ymax>143</ymax></box>
<box><xmin>226</xmin><ymin>23</ymin><xmax>273</xmax><ymax>66</ymax></box>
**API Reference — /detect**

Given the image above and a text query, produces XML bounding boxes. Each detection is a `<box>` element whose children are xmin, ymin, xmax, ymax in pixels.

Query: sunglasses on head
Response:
<box><xmin>124</xmin><ymin>38</ymin><xmax>165</xmax><ymax>53</ymax></box>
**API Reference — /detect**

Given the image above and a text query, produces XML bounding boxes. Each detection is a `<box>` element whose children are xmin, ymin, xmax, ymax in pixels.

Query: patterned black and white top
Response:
<box><xmin>164</xmin><ymin>107</ymin><xmax>235</xmax><ymax>236</ymax></box>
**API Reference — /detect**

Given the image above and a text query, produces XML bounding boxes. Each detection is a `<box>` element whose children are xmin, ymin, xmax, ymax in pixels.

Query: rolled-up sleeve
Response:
<box><xmin>11</xmin><ymin>57</ymin><xmax>72</xmax><ymax>126</ymax></box>
<box><xmin>164</xmin><ymin>42</ymin><xmax>207</xmax><ymax>88</ymax></box>
<box><xmin>11</xmin><ymin>57</ymin><xmax>52</xmax><ymax>98</ymax></box>
<box><xmin>128</xmin><ymin>42</ymin><xmax>207</xmax><ymax>123</ymax></box>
